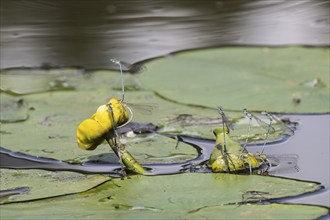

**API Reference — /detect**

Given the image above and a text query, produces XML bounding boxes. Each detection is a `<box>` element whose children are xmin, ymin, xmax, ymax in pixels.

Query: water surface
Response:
<box><xmin>1</xmin><ymin>0</ymin><xmax>329</xmax><ymax>69</ymax></box>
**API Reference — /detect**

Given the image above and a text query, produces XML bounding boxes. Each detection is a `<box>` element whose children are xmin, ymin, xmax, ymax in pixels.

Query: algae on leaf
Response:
<box><xmin>140</xmin><ymin>47</ymin><xmax>329</xmax><ymax>113</ymax></box>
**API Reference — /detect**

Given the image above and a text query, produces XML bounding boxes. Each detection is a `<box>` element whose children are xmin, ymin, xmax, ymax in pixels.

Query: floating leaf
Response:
<box><xmin>0</xmin><ymin>169</ymin><xmax>110</xmax><ymax>204</ymax></box>
<box><xmin>140</xmin><ymin>47</ymin><xmax>329</xmax><ymax>113</ymax></box>
<box><xmin>0</xmin><ymin>67</ymin><xmax>83</xmax><ymax>94</ymax></box>
<box><xmin>0</xmin><ymin>71</ymin><xmax>293</xmax><ymax>164</ymax></box>
<box><xmin>0</xmin><ymin>93</ymin><xmax>29</xmax><ymax>123</ymax></box>
<box><xmin>0</xmin><ymin>173</ymin><xmax>327</xmax><ymax>219</ymax></box>
<box><xmin>185</xmin><ymin>203</ymin><xmax>329</xmax><ymax>219</ymax></box>
<box><xmin>121</xmin><ymin>133</ymin><xmax>198</xmax><ymax>164</ymax></box>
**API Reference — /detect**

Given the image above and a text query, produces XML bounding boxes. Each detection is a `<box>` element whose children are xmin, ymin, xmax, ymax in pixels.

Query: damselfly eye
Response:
<box><xmin>118</xmin><ymin>61</ymin><xmax>147</xmax><ymax>74</ymax></box>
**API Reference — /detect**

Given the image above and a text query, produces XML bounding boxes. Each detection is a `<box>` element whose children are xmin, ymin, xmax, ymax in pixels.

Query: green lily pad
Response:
<box><xmin>0</xmin><ymin>92</ymin><xmax>201</xmax><ymax>164</ymax></box>
<box><xmin>0</xmin><ymin>173</ymin><xmax>327</xmax><ymax>219</ymax></box>
<box><xmin>0</xmin><ymin>67</ymin><xmax>83</xmax><ymax>95</ymax></box>
<box><xmin>140</xmin><ymin>47</ymin><xmax>329</xmax><ymax>113</ymax></box>
<box><xmin>185</xmin><ymin>203</ymin><xmax>329</xmax><ymax>219</ymax></box>
<box><xmin>0</xmin><ymin>169</ymin><xmax>110</xmax><ymax>204</ymax></box>
<box><xmin>0</xmin><ymin>93</ymin><xmax>29</xmax><ymax>123</ymax></box>
<box><xmin>120</xmin><ymin>133</ymin><xmax>198</xmax><ymax>164</ymax></box>
<box><xmin>94</xmin><ymin>173</ymin><xmax>321</xmax><ymax>207</ymax></box>
<box><xmin>0</xmin><ymin>69</ymin><xmax>294</xmax><ymax>164</ymax></box>
<box><xmin>160</xmin><ymin>111</ymin><xmax>295</xmax><ymax>143</ymax></box>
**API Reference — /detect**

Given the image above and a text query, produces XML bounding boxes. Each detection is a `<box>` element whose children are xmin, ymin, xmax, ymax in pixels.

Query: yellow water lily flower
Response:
<box><xmin>210</xmin><ymin>128</ymin><xmax>263</xmax><ymax>173</ymax></box>
<box><xmin>76</xmin><ymin>98</ymin><xmax>130</xmax><ymax>150</ymax></box>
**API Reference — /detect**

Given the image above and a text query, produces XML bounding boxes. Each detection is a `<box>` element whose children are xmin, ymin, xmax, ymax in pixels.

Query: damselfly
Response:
<box><xmin>75</xmin><ymin>58</ymin><xmax>150</xmax><ymax>175</ymax></box>
<box><xmin>110</xmin><ymin>58</ymin><xmax>146</xmax><ymax>74</ymax></box>
<box><xmin>109</xmin><ymin>58</ymin><xmax>146</xmax><ymax>102</ymax></box>
<box><xmin>241</xmin><ymin>109</ymin><xmax>275</xmax><ymax>153</ymax></box>
<box><xmin>209</xmin><ymin>127</ymin><xmax>270</xmax><ymax>174</ymax></box>
<box><xmin>209</xmin><ymin>107</ymin><xmax>271</xmax><ymax>174</ymax></box>
<box><xmin>242</xmin><ymin>109</ymin><xmax>295</xmax><ymax>153</ymax></box>
<box><xmin>110</xmin><ymin>58</ymin><xmax>157</xmax><ymax>118</ymax></box>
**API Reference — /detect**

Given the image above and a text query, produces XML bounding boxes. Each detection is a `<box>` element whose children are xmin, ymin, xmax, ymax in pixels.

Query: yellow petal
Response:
<box><xmin>76</xmin><ymin>118</ymin><xmax>106</xmax><ymax>150</ymax></box>
<box><xmin>107</xmin><ymin>98</ymin><xmax>129</xmax><ymax>126</ymax></box>
<box><xmin>94</xmin><ymin>105</ymin><xmax>113</xmax><ymax>130</ymax></box>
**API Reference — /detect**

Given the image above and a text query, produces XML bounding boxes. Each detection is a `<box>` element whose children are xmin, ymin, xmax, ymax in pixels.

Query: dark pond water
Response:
<box><xmin>1</xmin><ymin>0</ymin><xmax>329</xmax><ymax>69</ymax></box>
<box><xmin>1</xmin><ymin>0</ymin><xmax>329</xmax><ymax>215</ymax></box>
<box><xmin>249</xmin><ymin>114</ymin><xmax>330</xmax><ymax>207</ymax></box>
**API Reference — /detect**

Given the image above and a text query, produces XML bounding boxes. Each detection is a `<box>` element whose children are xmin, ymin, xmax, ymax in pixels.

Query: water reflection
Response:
<box><xmin>1</xmin><ymin>0</ymin><xmax>329</xmax><ymax>69</ymax></box>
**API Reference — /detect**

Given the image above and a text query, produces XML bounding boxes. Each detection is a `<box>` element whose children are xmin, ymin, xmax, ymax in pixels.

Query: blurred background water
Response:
<box><xmin>1</xmin><ymin>0</ymin><xmax>329</xmax><ymax>69</ymax></box>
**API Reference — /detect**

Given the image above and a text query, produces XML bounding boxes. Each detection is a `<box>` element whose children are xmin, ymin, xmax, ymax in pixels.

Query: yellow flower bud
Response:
<box><xmin>76</xmin><ymin>98</ymin><xmax>130</xmax><ymax>151</ymax></box>
<box><xmin>94</xmin><ymin>105</ymin><xmax>113</xmax><ymax>131</ymax></box>
<box><xmin>107</xmin><ymin>98</ymin><xmax>129</xmax><ymax>126</ymax></box>
<box><xmin>76</xmin><ymin>118</ymin><xmax>107</xmax><ymax>150</ymax></box>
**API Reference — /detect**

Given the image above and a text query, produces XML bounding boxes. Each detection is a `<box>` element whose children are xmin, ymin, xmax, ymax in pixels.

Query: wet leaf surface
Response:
<box><xmin>0</xmin><ymin>70</ymin><xmax>292</xmax><ymax>164</ymax></box>
<box><xmin>0</xmin><ymin>93</ymin><xmax>29</xmax><ymax>123</ymax></box>
<box><xmin>0</xmin><ymin>169</ymin><xmax>110</xmax><ymax>204</ymax></box>
<box><xmin>0</xmin><ymin>173</ymin><xmax>327</xmax><ymax>219</ymax></box>
<box><xmin>185</xmin><ymin>203</ymin><xmax>329</xmax><ymax>219</ymax></box>
<box><xmin>140</xmin><ymin>47</ymin><xmax>329</xmax><ymax>113</ymax></box>
<box><xmin>0</xmin><ymin>47</ymin><xmax>328</xmax><ymax>219</ymax></box>
<box><xmin>0</xmin><ymin>68</ymin><xmax>83</xmax><ymax>95</ymax></box>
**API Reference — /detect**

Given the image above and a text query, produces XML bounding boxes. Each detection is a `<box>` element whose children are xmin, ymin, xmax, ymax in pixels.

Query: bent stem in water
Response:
<box><xmin>105</xmin><ymin>136</ymin><xmax>149</xmax><ymax>175</ymax></box>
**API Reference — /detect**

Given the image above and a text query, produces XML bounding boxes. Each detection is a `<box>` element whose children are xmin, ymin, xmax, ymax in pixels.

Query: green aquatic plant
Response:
<box><xmin>209</xmin><ymin>107</ymin><xmax>271</xmax><ymax>173</ymax></box>
<box><xmin>0</xmin><ymin>50</ymin><xmax>328</xmax><ymax>219</ymax></box>
<box><xmin>209</xmin><ymin>127</ymin><xmax>268</xmax><ymax>173</ymax></box>
<box><xmin>139</xmin><ymin>47</ymin><xmax>329</xmax><ymax>113</ymax></box>
<box><xmin>75</xmin><ymin>59</ymin><xmax>148</xmax><ymax>175</ymax></box>
<box><xmin>1</xmin><ymin>172</ymin><xmax>327</xmax><ymax>219</ymax></box>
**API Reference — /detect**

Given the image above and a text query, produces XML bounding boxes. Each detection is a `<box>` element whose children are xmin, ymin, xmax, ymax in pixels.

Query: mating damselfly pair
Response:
<box><xmin>76</xmin><ymin>58</ymin><xmax>298</xmax><ymax>176</ymax></box>
<box><xmin>76</xmin><ymin>59</ymin><xmax>157</xmax><ymax>175</ymax></box>
<box><xmin>208</xmin><ymin>106</ymin><xmax>297</xmax><ymax>174</ymax></box>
